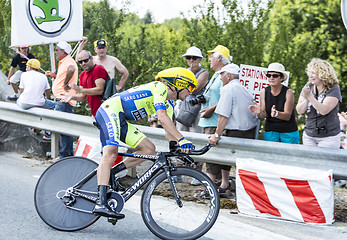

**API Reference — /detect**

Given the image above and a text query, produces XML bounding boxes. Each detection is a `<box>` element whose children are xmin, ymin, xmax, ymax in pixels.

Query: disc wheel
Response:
<box><xmin>34</xmin><ymin>157</ymin><xmax>100</xmax><ymax>231</ymax></box>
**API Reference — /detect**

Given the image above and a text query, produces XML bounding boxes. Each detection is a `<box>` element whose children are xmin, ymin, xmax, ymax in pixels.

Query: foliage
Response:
<box><xmin>82</xmin><ymin>0</ymin><xmax>125</xmax><ymax>56</ymax></box>
<box><xmin>266</xmin><ymin>0</ymin><xmax>347</xmax><ymax>110</ymax></box>
<box><xmin>182</xmin><ymin>0</ymin><xmax>273</xmax><ymax>69</ymax></box>
<box><xmin>0</xmin><ymin>0</ymin><xmax>11</xmax><ymax>71</ymax></box>
<box><xmin>0</xmin><ymin>0</ymin><xmax>345</xmax><ymax>118</ymax></box>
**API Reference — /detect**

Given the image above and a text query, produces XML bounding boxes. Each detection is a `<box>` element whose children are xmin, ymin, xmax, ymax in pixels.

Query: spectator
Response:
<box><xmin>176</xmin><ymin>46</ymin><xmax>209</xmax><ymax>133</ymax></box>
<box><xmin>7</xmin><ymin>46</ymin><xmax>35</xmax><ymax>100</ymax></box>
<box><xmin>148</xmin><ymin>113</ymin><xmax>160</xmax><ymax>128</ymax></box>
<box><xmin>174</xmin><ymin>46</ymin><xmax>209</xmax><ymax>184</ymax></box>
<box><xmin>338</xmin><ymin>112</ymin><xmax>347</xmax><ymax>149</ymax></box>
<box><xmin>296</xmin><ymin>58</ymin><xmax>342</xmax><ymax>148</ymax></box>
<box><xmin>62</xmin><ymin>50</ymin><xmax>107</xmax><ymax>117</ymax></box>
<box><xmin>17</xmin><ymin>59</ymin><xmax>54</xmax><ymax>140</ymax></box>
<box><xmin>77</xmin><ymin>37</ymin><xmax>129</xmax><ymax>92</ymax></box>
<box><xmin>17</xmin><ymin>59</ymin><xmax>54</xmax><ymax>110</ymax></box>
<box><xmin>249</xmin><ymin>63</ymin><xmax>299</xmax><ymax>144</ymax></box>
<box><xmin>46</xmin><ymin>41</ymin><xmax>78</xmax><ymax>160</ymax></box>
<box><xmin>197</xmin><ymin>45</ymin><xmax>231</xmax><ymax>186</ymax></box>
<box><xmin>199</xmin><ymin>45</ymin><xmax>231</xmax><ymax>129</ymax></box>
<box><xmin>340</xmin><ymin>112</ymin><xmax>347</xmax><ymax>122</ymax></box>
<box><xmin>199</xmin><ymin>64</ymin><xmax>257</xmax><ymax>198</ymax></box>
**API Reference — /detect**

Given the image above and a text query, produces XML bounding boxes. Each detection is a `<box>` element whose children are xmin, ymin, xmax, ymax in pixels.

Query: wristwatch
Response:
<box><xmin>214</xmin><ymin>133</ymin><xmax>220</xmax><ymax>138</ymax></box>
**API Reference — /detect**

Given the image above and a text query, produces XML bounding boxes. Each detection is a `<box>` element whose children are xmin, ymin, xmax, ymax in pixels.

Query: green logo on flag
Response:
<box><xmin>26</xmin><ymin>0</ymin><xmax>72</xmax><ymax>37</ymax></box>
<box><xmin>33</xmin><ymin>0</ymin><xmax>64</xmax><ymax>24</ymax></box>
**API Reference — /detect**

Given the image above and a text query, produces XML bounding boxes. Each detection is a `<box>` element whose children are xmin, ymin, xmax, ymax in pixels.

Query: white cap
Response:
<box><xmin>181</xmin><ymin>46</ymin><xmax>204</xmax><ymax>59</ymax></box>
<box><xmin>217</xmin><ymin>63</ymin><xmax>240</xmax><ymax>75</ymax></box>
<box><xmin>263</xmin><ymin>62</ymin><xmax>288</xmax><ymax>81</ymax></box>
<box><xmin>57</xmin><ymin>41</ymin><xmax>72</xmax><ymax>54</ymax></box>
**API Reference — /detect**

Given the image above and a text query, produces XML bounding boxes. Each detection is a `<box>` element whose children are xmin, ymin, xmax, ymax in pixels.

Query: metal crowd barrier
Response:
<box><xmin>0</xmin><ymin>101</ymin><xmax>346</xmax><ymax>179</ymax></box>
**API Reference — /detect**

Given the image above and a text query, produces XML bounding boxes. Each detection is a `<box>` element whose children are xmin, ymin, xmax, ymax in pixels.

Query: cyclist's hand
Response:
<box><xmin>178</xmin><ymin>137</ymin><xmax>195</xmax><ymax>153</ymax></box>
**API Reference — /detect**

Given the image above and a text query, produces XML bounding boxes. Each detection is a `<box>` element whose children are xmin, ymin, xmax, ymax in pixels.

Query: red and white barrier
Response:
<box><xmin>75</xmin><ymin>135</ymin><xmax>126</xmax><ymax>165</ymax></box>
<box><xmin>236</xmin><ymin>158</ymin><xmax>334</xmax><ymax>224</ymax></box>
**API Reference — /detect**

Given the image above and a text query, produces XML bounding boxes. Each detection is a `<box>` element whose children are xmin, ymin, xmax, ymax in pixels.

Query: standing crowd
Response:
<box><xmin>5</xmin><ymin>39</ymin><xmax>344</xmax><ymax>217</ymax></box>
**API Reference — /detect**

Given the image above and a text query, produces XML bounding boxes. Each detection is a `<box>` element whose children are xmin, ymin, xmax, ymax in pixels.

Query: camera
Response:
<box><xmin>316</xmin><ymin>126</ymin><xmax>328</xmax><ymax>135</ymax></box>
<box><xmin>189</xmin><ymin>95</ymin><xmax>206</xmax><ymax>106</ymax></box>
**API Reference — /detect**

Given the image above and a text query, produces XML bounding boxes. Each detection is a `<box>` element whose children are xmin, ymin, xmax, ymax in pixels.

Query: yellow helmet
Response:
<box><xmin>155</xmin><ymin>67</ymin><xmax>197</xmax><ymax>92</ymax></box>
<box><xmin>26</xmin><ymin>59</ymin><xmax>40</xmax><ymax>69</ymax></box>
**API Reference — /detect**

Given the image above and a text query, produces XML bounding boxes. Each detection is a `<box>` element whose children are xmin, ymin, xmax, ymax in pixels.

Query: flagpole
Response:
<box><xmin>49</xmin><ymin>43</ymin><xmax>56</xmax><ymax>102</ymax></box>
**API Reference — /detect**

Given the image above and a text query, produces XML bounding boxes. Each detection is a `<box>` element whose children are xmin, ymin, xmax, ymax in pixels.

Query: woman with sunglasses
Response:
<box><xmin>249</xmin><ymin>63</ymin><xmax>299</xmax><ymax>143</ymax></box>
<box><xmin>175</xmin><ymin>46</ymin><xmax>209</xmax><ymax>133</ymax></box>
<box><xmin>173</xmin><ymin>46</ymin><xmax>209</xmax><ymax>184</ymax></box>
<box><xmin>296</xmin><ymin>58</ymin><xmax>342</xmax><ymax>148</ymax></box>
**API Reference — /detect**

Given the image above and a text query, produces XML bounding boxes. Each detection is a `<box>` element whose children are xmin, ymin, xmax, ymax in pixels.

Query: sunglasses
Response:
<box><xmin>186</xmin><ymin>56</ymin><xmax>199</xmax><ymax>60</ymax></box>
<box><xmin>78</xmin><ymin>58</ymin><xmax>90</xmax><ymax>64</ymax></box>
<box><xmin>266</xmin><ymin>73</ymin><xmax>281</xmax><ymax>78</ymax></box>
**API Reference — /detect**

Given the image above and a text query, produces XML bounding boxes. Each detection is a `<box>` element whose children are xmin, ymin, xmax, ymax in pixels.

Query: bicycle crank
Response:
<box><xmin>107</xmin><ymin>191</ymin><xmax>125</xmax><ymax>213</ymax></box>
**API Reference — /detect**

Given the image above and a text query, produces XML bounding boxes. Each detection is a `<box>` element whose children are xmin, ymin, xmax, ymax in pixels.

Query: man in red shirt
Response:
<box><xmin>62</xmin><ymin>50</ymin><xmax>108</xmax><ymax>116</ymax></box>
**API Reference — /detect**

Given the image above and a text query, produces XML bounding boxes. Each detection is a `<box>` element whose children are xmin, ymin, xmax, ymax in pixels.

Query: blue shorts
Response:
<box><xmin>264</xmin><ymin>130</ymin><xmax>300</xmax><ymax>144</ymax></box>
<box><xmin>95</xmin><ymin>105</ymin><xmax>146</xmax><ymax>148</ymax></box>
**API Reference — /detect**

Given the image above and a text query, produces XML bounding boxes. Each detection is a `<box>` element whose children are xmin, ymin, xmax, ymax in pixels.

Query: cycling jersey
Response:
<box><xmin>95</xmin><ymin>81</ymin><xmax>174</xmax><ymax>148</ymax></box>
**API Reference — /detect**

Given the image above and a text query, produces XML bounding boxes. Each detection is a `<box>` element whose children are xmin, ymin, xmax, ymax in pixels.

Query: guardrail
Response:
<box><xmin>0</xmin><ymin>101</ymin><xmax>346</xmax><ymax>179</ymax></box>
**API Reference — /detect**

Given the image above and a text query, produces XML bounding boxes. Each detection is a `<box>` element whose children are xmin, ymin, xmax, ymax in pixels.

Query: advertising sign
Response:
<box><xmin>11</xmin><ymin>0</ymin><xmax>82</xmax><ymax>47</ymax></box>
<box><xmin>239</xmin><ymin>64</ymin><xmax>290</xmax><ymax>103</ymax></box>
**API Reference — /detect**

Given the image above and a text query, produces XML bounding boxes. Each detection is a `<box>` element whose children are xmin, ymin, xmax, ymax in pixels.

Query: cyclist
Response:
<box><xmin>93</xmin><ymin>67</ymin><xmax>197</xmax><ymax>218</ymax></box>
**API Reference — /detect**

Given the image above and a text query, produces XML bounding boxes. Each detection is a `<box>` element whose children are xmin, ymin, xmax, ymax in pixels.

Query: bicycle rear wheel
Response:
<box><xmin>141</xmin><ymin>167</ymin><xmax>220</xmax><ymax>240</ymax></box>
<box><xmin>34</xmin><ymin>157</ymin><xmax>100</xmax><ymax>231</ymax></box>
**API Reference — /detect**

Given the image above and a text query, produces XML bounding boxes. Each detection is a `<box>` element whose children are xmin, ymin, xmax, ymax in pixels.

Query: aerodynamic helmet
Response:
<box><xmin>155</xmin><ymin>67</ymin><xmax>197</xmax><ymax>92</ymax></box>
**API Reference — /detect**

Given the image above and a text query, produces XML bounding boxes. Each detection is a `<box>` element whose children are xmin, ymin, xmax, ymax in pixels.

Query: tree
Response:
<box><xmin>182</xmin><ymin>0</ymin><xmax>273</xmax><ymax>70</ymax></box>
<box><xmin>0</xmin><ymin>0</ymin><xmax>12</xmax><ymax>71</ymax></box>
<box><xmin>143</xmin><ymin>10</ymin><xmax>153</xmax><ymax>24</ymax></box>
<box><xmin>266</xmin><ymin>0</ymin><xmax>347</xmax><ymax>110</ymax></box>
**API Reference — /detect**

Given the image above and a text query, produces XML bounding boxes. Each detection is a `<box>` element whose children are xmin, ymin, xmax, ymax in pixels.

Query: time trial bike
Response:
<box><xmin>34</xmin><ymin>142</ymin><xmax>220</xmax><ymax>240</ymax></box>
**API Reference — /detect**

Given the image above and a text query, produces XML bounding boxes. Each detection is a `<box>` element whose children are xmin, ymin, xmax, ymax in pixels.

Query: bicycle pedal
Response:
<box><xmin>108</xmin><ymin>217</ymin><xmax>118</xmax><ymax>225</ymax></box>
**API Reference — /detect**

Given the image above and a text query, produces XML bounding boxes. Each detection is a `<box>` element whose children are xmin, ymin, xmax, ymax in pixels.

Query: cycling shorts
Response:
<box><xmin>95</xmin><ymin>96</ymin><xmax>146</xmax><ymax>148</ymax></box>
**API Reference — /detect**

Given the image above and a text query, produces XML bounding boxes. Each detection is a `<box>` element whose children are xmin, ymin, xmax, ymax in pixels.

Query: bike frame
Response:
<box><xmin>70</xmin><ymin>151</ymin><xmax>181</xmax><ymax>204</ymax></box>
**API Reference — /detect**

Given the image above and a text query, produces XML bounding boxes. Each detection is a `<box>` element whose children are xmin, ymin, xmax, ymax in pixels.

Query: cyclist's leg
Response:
<box><xmin>98</xmin><ymin>145</ymin><xmax>119</xmax><ymax>185</ymax></box>
<box><xmin>94</xmin><ymin>106</ymin><xmax>125</xmax><ymax>219</ymax></box>
<box><xmin>123</xmin><ymin>137</ymin><xmax>156</xmax><ymax>169</ymax></box>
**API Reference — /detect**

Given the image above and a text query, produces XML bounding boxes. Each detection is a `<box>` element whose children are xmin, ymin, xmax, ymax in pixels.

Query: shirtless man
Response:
<box><xmin>77</xmin><ymin>37</ymin><xmax>129</xmax><ymax>91</ymax></box>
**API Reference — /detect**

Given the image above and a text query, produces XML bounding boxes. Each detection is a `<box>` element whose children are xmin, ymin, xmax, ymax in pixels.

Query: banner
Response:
<box><xmin>11</xmin><ymin>0</ymin><xmax>82</xmax><ymax>47</ymax></box>
<box><xmin>236</xmin><ymin>158</ymin><xmax>334</xmax><ymax>224</ymax></box>
<box><xmin>239</xmin><ymin>64</ymin><xmax>290</xmax><ymax>104</ymax></box>
<box><xmin>75</xmin><ymin>135</ymin><xmax>127</xmax><ymax>166</ymax></box>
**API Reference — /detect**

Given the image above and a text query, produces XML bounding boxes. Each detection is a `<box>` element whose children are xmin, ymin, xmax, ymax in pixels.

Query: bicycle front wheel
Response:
<box><xmin>34</xmin><ymin>157</ymin><xmax>100</xmax><ymax>231</ymax></box>
<box><xmin>141</xmin><ymin>167</ymin><xmax>220</xmax><ymax>240</ymax></box>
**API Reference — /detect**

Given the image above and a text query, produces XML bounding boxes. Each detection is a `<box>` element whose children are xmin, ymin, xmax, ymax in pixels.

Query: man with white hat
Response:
<box><xmin>204</xmin><ymin>63</ymin><xmax>257</xmax><ymax>197</ymax></box>
<box><xmin>45</xmin><ymin>40</ymin><xmax>78</xmax><ymax>160</ymax></box>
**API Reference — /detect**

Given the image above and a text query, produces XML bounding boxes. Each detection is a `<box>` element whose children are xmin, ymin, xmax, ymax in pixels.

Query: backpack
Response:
<box><xmin>103</xmin><ymin>75</ymin><xmax>117</xmax><ymax>100</ymax></box>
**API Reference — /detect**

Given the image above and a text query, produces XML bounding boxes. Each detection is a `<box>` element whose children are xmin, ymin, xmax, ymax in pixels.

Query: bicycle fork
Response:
<box><xmin>163</xmin><ymin>166</ymin><xmax>183</xmax><ymax>207</ymax></box>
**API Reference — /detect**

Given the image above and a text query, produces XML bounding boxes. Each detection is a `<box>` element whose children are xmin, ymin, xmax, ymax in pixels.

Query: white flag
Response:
<box><xmin>11</xmin><ymin>0</ymin><xmax>83</xmax><ymax>47</ymax></box>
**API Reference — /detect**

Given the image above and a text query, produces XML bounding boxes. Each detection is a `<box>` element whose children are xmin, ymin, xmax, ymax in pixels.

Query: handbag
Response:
<box><xmin>175</xmin><ymin>100</ymin><xmax>201</xmax><ymax>127</ymax></box>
